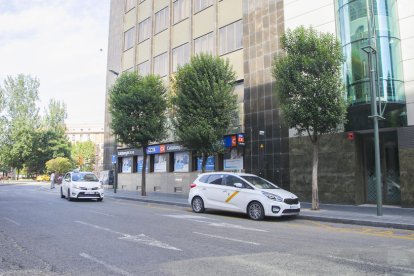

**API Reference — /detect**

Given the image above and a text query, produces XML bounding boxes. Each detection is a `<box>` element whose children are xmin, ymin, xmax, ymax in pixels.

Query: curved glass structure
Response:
<box><xmin>336</xmin><ymin>0</ymin><xmax>407</xmax><ymax>130</ymax></box>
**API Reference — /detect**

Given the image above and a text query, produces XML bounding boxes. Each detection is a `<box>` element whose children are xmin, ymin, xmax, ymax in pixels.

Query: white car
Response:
<box><xmin>188</xmin><ymin>172</ymin><xmax>300</xmax><ymax>220</ymax></box>
<box><xmin>61</xmin><ymin>171</ymin><xmax>104</xmax><ymax>202</ymax></box>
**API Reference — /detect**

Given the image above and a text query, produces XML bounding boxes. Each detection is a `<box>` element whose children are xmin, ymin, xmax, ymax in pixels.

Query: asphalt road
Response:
<box><xmin>1</xmin><ymin>183</ymin><xmax>413</xmax><ymax>276</ymax></box>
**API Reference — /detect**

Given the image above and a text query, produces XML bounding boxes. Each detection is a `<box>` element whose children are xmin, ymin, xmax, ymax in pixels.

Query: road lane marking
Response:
<box><xmin>307</xmin><ymin>221</ymin><xmax>414</xmax><ymax>241</ymax></box>
<box><xmin>75</xmin><ymin>220</ymin><xmax>181</xmax><ymax>251</ymax></box>
<box><xmin>193</xmin><ymin>232</ymin><xmax>260</xmax><ymax>245</ymax></box>
<box><xmin>3</xmin><ymin>217</ymin><xmax>20</xmax><ymax>226</ymax></box>
<box><xmin>327</xmin><ymin>255</ymin><xmax>414</xmax><ymax>273</ymax></box>
<box><xmin>119</xmin><ymin>234</ymin><xmax>181</xmax><ymax>251</ymax></box>
<box><xmin>164</xmin><ymin>215</ymin><xmax>268</xmax><ymax>232</ymax></box>
<box><xmin>80</xmin><ymin>253</ymin><xmax>131</xmax><ymax>276</ymax></box>
<box><xmin>89</xmin><ymin>210</ymin><xmax>115</xmax><ymax>217</ymax></box>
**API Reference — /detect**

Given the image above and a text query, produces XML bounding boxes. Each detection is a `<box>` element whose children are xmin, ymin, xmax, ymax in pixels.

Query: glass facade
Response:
<box><xmin>336</xmin><ymin>0</ymin><xmax>406</xmax><ymax>130</ymax></box>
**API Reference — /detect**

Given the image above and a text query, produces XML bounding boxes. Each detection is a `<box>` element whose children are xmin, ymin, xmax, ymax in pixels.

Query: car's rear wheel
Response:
<box><xmin>247</xmin><ymin>201</ymin><xmax>265</xmax><ymax>220</ymax></box>
<box><xmin>60</xmin><ymin>187</ymin><xmax>65</xmax><ymax>198</ymax></box>
<box><xmin>191</xmin><ymin>196</ymin><xmax>205</xmax><ymax>213</ymax></box>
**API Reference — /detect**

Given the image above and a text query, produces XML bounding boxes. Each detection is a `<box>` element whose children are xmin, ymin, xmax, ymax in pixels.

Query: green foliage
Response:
<box><xmin>25</xmin><ymin>129</ymin><xmax>71</xmax><ymax>175</ymax></box>
<box><xmin>109</xmin><ymin>72</ymin><xmax>168</xmax><ymax>148</ymax></box>
<box><xmin>46</xmin><ymin>157</ymin><xmax>74</xmax><ymax>175</ymax></box>
<box><xmin>43</xmin><ymin>99</ymin><xmax>67</xmax><ymax>135</ymax></box>
<box><xmin>71</xmin><ymin>140</ymin><xmax>96</xmax><ymax>171</ymax></box>
<box><xmin>172</xmin><ymin>54</ymin><xmax>238</xmax><ymax>172</ymax></box>
<box><xmin>109</xmin><ymin>72</ymin><xmax>167</xmax><ymax>195</ymax></box>
<box><xmin>273</xmin><ymin>26</ymin><xmax>347</xmax><ymax>141</ymax></box>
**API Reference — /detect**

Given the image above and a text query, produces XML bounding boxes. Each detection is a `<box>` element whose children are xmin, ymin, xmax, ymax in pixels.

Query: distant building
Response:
<box><xmin>65</xmin><ymin>124</ymin><xmax>104</xmax><ymax>174</ymax></box>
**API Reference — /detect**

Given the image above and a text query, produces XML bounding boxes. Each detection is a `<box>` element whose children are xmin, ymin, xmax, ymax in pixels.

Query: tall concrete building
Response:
<box><xmin>104</xmin><ymin>0</ymin><xmax>414</xmax><ymax>207</ymax></box>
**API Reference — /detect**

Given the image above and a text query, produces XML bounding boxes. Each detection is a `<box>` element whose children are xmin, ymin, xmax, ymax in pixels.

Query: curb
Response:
<box><xmin>298</xmin><ymin>215</ymin><xmax>414</xmax><ymax>231</ymax></box>
<box><xmin>106</xmin><ymin>194</ymin><xmax>414</xmax><ymax>231</ymax></box>
<box><xmin>107</xmin><ymin>195</ymin><xmax>188</xmax><ymax>208</ymax></box>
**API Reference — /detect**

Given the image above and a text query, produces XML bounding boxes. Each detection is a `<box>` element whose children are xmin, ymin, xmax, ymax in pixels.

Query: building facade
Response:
<box><xmin>66</xmin><ymin>124</ymin><xmax>105</xmax><ymax>174</ymax></box>
<box><xmin>104</xmin><ymin>0</ymin><xmax>414</xmax><ymax>207</ymax></box>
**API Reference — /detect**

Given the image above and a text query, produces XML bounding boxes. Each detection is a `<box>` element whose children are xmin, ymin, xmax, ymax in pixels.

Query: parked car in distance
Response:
<box><xmin>99</xmin><ymin>170</ymin><xmax>114</xmax><ymax>185</ymax></box>
<box><xmin>189</xmin><ymin>172</ymin><xmax>300</xmax><ymax>220</ymax></box>
<box><xmin>61</xmin><ymin>170</ymin><xmax>104</xmax><ymax>202</ymax></box>
<box><xmin>36</xmin><ymin>175</ymin><xmax>50</xmax><ymax>182</ymax></box>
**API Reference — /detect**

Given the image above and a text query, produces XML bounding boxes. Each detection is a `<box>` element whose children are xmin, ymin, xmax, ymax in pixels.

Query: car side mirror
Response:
<box><xmin>234</xmin><ymin>183</ymin><xmax>243</xmax><ymax>188</ymax></box>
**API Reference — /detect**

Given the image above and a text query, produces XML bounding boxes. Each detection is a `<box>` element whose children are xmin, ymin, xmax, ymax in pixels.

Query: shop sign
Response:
<box><xmin>118</xmin><ymin>149</ymin><xmax>140</xmax><ymax>157</ymax></box>
<box><xmin>146</xmin><ymin>143</ymin><xmax>185</xmax><ymax>154</ymax></box>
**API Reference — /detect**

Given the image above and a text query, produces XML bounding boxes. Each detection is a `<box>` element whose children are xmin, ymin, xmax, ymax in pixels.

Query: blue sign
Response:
<box><xmin>111</xmin><ymin>155</ymin><xmax>117</xmax><ymax>164</ymax></box>
<box><xmin>197</xmin><ymin>156</ymin><xmax>215</xmax><ymax>171</ymax></box>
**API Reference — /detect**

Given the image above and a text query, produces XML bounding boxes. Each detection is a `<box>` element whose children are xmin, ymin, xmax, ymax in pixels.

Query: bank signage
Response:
<box><xmin>224</xmin><ymin>133</ymin><xmax>245</xmax><ymax>148</ymax></box>
<box><xmin>146</xmin><ymin>143</ymin><xmax>185</xmax><ymax>154</ymax></box>
<box><xmin>118</xmin><ymin>149</ymin><xmax>140</xmax><ymax>157</ymax></box>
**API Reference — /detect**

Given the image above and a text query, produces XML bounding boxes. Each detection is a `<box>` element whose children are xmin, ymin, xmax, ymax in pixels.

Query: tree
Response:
<box><xmin>172</xmin><ymin>53</ymin><xmax>238</xmax><ymax>172</ymax></box>
<box><xmin>109</xmin><ymin>72</ymin><xmax>167</xmax><ymax>196</ymax></box>
<box><xmin>0</xmin><ymin>75</ymin><xmax>40</xmax><ymax>176</ymax></box>
<box><xmin>26</xmin><ymin>129</ymin><xmax>72</xmax><ymax>175</ymax></box>
<box><xmin>273</xmin><ymin>26</ymin><xmax>347</xmax><ymax>210</ymax></box>
<box><xmin>45</xmin><ymin>157</ymin><xmax>74</xmax><ymax>176</ymax></box>
<box><xmin>43</xmin><ymin>99</ymin><xmax>67</xmax><ymax>134</ymax></box>
<box><xmin>71</xmin><ymin>140</ymin><xmax>96</xmax><ymax>171</ymax></box>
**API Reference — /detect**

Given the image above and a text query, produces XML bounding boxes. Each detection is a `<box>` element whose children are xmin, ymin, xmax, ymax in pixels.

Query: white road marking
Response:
<box><xmin>163</xmin><ymin>215</ymin><xmax>268</xmax><ymax>232</ymax></box>
<box><xmin>80</xmin><ymin>253</ymin><xmax>131</xmax><ymax>276</ymax></box>
<box><xmin>75</xmin><ymin>220</ymin><xmax>181</xmax><ymax>251</ymax></box>
<box><xmin>193</xmin><ymin>232</ymin><xmax>260</xmax><ymax>245</ymax></box>
<box><xmin>89</xmin><ymin>210</ymin><xmax>115</xmax><ymax>217</ymax></box>
<box><xmin>3</xmin><ymin>217</ymin><xmax>20</xmax><ymax>226</ymax></box>
<box><xmin>119</xmin><ymin>234</ymin><xmax>181</xmax><ymax>251</ymax></box>
<box><xmin>327</xmin><ymin>255</ymin><xmax>414</xmax><ymax>273</ymax></box>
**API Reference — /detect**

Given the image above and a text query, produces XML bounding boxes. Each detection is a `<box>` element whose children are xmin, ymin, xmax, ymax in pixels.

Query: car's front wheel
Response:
<box><xmin>67</xmin><ymin>189</ymin><xmax>73</xmax><ymax>201</ymax></box>
<box><xmin>97</xmin><ymin>198</ymin><xmax>103</xmax><ymax>202</ymax></box>
<box><xmin>60</xmin><ymin>187</ymin><xmax>65</xmax><ymax>198</ymax></box>
<box><xmin>247</xmin><ymin>201</ymin><xmax>265</xmax><ymax>220</ymax></box>
<box><xmin>191</xmin><ymin>196</ymin><xmax>205</xmax><ymax>213</ymax></box>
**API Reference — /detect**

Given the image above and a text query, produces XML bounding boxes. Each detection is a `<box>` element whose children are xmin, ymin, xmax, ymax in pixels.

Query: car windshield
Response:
<box><xmin>72</xmin><ymin>173</ymin><xmax>99</xmax><ymax>182</ymax></box>
<box><xmin>240</xmin><ymin>176</ymin><xmax>279</xmax><ymax>189</ymax></box>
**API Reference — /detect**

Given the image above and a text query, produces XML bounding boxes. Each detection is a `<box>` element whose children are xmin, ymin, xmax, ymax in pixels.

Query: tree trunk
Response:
<box><xmin>17</xmin><ymin>169</ymin><xmax>20</xmax><ymax>180</ymax></box>
<box><xmin>201</xmin><ymin>154</ymin><xmax>208</xmax><ymax>173</ymax></box>
<box><xmin>311</xmin><ymin>139</ymin><xmax>319</xmax><ymax>210</ymax></box>
<box><xmin>141</xmin><ymin>148</ymin><xmax>147</xmax><ymax>196</ymax></box>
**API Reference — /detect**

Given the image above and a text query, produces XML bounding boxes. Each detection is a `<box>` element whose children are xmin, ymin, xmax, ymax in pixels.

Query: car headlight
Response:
<box><xmin>262</xmin><ymin>191</ymin><xmax>283</xmax><ymax>202</ymax></box>
<box><xmin>72</xmin><ymin>184</ymin><xmax>80</xmax><ymax>189</ymax></box>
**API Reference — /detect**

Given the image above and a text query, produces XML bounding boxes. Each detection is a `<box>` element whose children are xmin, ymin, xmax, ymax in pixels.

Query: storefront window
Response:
<box><xmin>121</xmin><ymin>157</ymin><xmax>133</xmax><ymax>173</ymax></box>
<box><xmin>137</xmin><ymin>156</ymin><xmax>150</xmax><ymax>173</ymax></box>
<box><xmin>154</xmin><ymin>154</ymin><xmax>168</xmax><ymax>172</ymax></box>
<box><xmin>174</xmin><ymin>152</ymin><xmax>190</xmax><ymax>172</ymax></box>
<box><xmin>197</xmin><ymin>156</ymin><xmax>215</xmax><ymax>171</ymax></box>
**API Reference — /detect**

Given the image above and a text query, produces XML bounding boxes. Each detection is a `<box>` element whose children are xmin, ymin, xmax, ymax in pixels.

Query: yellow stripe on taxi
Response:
<box><xmin>225</xmin><ymin>191</ymin><xmax>239</xmax><ymax>203</ymax></box>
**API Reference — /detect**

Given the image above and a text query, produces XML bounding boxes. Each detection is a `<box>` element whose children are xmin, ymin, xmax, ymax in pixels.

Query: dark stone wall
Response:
<box><xmin>398</xmin><ymin>126</ymin><xmax>414</xmax><ymax>208</ymax></box>
<box><xmin>289</xmin><ymin>133</ymin><xmax>362</xmax><ymax>204</ymax></box>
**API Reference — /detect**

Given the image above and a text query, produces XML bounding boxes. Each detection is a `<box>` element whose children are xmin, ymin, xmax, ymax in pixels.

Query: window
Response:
<box><xmin>173</xmin><ymin>0</ymin><xmax>189</xmax><ymax>24</ymax></box>
<box><xmin>124</xmin><ymin>27</ymin><xmax>135</xmax><ymax>51</ymax></box>
<box><xmin>207</xmin><ymin>174</ymin><xmax>223</xmax><ymax>185</ymax></box>
<box><xmin>194</xmin><ymin>0</ymin><xmax>213</xmax><ymax>13</ymax></box>
<box><xmin>219</xmin><ymin>20</ymin><xmax>243</xmax><ymax>55</ymax></box>
<box><xmin>194</xmin><ymin>32</ymin><xmax>214</xmax><ymax>55</ymax></box>
<box><xmin>138</xmin><ymin>17</ymin><xmax>151</xmax><ymax>43</ymax></box>
<box><xmin>138</xmin><ymin>60</ymin><xmax>150</xmax><ymax>76</ymax></box>
<box><xmin>172</xmin><ymin>43</ymin><xmax>190</xmax><ymax>72</ymax></box>
<box><xmin>153</xmin><ymin>52</ymin><xmax>168</xmax><ymax>77</ymax></box>
<box><xmin>155</xmin><ymin>6</ymin><xmax>169</xmax><ymax>34</ymax></box>
<box><xmin>125</xmin><ymin>0</ymin><xmax>135</xmax><ymax>12</ymax></box>
<box><xmin>224</xmin><ymin>175</ymin><xmax>252</xmax><ymax>188</ymax></box>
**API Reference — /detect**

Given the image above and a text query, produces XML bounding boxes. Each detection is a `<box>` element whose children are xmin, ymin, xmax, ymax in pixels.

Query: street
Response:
<box><xmin>1</xmin><ymin>183</ymin><xmax>413</xmax><ymax>276</ymax></box>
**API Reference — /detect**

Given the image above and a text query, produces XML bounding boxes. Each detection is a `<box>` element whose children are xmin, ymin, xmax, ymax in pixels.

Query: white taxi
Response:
<box><xmin>61</xmin><ymin>171</ymin><xmax>104</xmax><ymax>201</ymax></box>
<box><xmin>188</xmin><ymin>172</ymin><xmax>300</xmax><ymax>220</ymax></box>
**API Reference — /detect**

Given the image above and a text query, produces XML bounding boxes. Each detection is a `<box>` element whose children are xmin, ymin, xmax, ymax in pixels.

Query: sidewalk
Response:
<box><xmin>105</xmin><ymin>188</ymin><xmax>414</xmax><ymax>231</ymax></box>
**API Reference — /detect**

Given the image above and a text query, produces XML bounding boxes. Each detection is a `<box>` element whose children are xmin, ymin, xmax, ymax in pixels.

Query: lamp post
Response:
<box><xmin>362</xmin><ymin>0</ymin><xmax>383</xmax><ymax>216</ymax></box>
<box><xmin>108</xmin><ymin>69</ymin><xmax>119</xmax><ymax>193</ymax></box>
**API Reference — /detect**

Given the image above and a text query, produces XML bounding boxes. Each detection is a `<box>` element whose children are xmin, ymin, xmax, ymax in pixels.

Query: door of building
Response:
<box><xmin>363</xmin><ymin>131</ymin><xmax>401</xmax><ymax>205</ymax></box>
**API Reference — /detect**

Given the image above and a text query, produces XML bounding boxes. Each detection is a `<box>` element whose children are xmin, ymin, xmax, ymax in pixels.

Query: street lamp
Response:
<box><xmin>108</xmin><ymin>69</ymin><xmax>119</xmax><ymax>193</ymax></box>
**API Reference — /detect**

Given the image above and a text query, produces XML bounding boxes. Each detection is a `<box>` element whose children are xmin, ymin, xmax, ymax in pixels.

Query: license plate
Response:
<box><xmin>290</xmin><ymin>204</ymin><xmax>298</xmax><ymax>209</ymax></box>
<box><xmin>85</xmin><ymin>191</ymin><xmax>94</xmax><ymax>195</ymax></box>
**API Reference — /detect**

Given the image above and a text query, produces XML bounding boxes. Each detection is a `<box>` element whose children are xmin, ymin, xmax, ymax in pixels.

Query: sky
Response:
<box><xmin>0</xmin><ymin>0</ymin><xmax>110</xmax><ymax>125</ymax></box>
